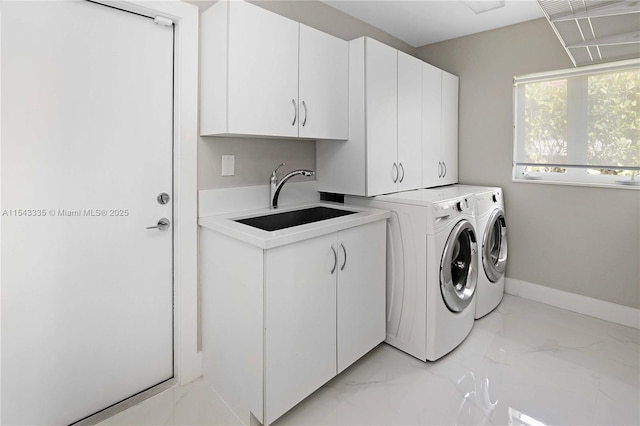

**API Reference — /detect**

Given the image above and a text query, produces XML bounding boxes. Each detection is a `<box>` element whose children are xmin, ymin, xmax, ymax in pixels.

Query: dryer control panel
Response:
<box><xmin>477</xmin><ymin>189</ymin><xmax>504</xmax><ymax>212</ymax></box>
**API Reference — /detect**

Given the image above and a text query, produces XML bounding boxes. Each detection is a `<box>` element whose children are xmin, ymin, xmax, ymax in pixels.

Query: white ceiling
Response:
<box><xmin>321</xmin><ymin>0</ymin><xmax>545</xmax><ymax>47</ymax></box>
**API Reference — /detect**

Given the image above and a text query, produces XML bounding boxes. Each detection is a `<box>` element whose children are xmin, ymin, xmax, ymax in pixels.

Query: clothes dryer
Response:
<box><xmin>347</xmin><ymin>187</ymin><xmax>479</xmax><ymax>361</ymax></box>
<box><xmin>455</xmin><ymin>186</ymin><xmax>507</xmax><ymax>318</ymax></box>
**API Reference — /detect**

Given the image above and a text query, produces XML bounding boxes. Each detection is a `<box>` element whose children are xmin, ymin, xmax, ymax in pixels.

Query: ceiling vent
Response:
<box><xmin>463</xmin><ymin>1</ymin><xmax>506</xmax><ymax>14</ymax></box>
<box><xmin>537</xmin><ymin>0</ymin><xmax>640</xmax><ymax>66</ymax></box>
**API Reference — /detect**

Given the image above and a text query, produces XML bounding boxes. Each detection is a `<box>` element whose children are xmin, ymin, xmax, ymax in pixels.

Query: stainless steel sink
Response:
<box><xmin>235</xmin><ymin>206</ymin><xmax>356</xmax><ymax>231</ymax></box>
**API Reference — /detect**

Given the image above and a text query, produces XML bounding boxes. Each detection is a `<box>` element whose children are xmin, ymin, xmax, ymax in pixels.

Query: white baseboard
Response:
<box><xmin>505</xmin><ymin>278</ymin><xmax>640</xmax><ymax>330</ymax></box>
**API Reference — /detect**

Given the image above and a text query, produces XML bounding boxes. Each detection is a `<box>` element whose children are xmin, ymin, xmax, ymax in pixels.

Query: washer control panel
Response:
<box><xmin>433</xmin><ymin>196</ymin><xmax>473</xmax><ymax>220</ymax></box>
<box><xmin>455</xmin><ymin>198</ymin><xmax>470</xmax><ymax>212</ymax></box>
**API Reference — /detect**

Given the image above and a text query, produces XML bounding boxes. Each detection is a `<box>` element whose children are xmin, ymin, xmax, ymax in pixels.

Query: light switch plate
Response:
<box><xmin>221</xmin><ymin>155</ymin><xmax>235</xmax><ymax>176</ymax></box>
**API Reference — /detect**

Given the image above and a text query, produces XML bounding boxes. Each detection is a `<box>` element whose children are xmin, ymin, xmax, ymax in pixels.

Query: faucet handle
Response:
<box><xmin>271</xmin><ymin>163</ymin><xmax>286</xmax><ymax>181</ymax></box>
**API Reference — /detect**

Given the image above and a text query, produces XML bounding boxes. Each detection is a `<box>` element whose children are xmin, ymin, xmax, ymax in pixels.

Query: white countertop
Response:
<box><xmin>347</xmin><ymin>186</ymin><xmax>477</xmax><ymax>207</ymax></box>
<box><xmin>198</xmin><ymin>201</ymin><xmax>390</xmax><ymax>249</ymax></box>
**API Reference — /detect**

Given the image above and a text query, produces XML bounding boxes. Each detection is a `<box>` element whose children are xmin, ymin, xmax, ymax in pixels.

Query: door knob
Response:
<box><xmin>146</xmin><ymin>218</ymin><xmax>170</xmax><ymax>231</ymax></box>
<box><xmin>157</xmin><ymin>192</ymin><xmax>170</xmax><ymax>205</ymax></box>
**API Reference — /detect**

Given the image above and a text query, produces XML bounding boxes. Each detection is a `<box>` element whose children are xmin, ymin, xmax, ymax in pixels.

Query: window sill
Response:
<box><xmin>512</xmin><ymin>176</ymin><xmax>640</xmax><ymax>190</ymax></box>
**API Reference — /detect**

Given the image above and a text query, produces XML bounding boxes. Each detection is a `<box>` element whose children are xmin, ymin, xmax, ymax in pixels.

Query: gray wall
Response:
<box><xmin>193</xmin><ymin>1</ymin><xmax>640</xmax><ymax>308</ymax></box>
<box><xmin>195</xmin><ymin>0</ymin><xmax>415</xmax><ymax>189</ymax></box>
<box><xmin>416</xmin><ymin>18</ymin><xmax>640</xmax><ymax>309</ymax></box>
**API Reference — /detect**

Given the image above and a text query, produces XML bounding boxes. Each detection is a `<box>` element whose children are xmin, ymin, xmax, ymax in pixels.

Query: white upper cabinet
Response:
<box><xmin>298</xmin><ymin>24</ymin><xmax>348</xmax><ymax>140</ymax></box>
<box><xmin>366</xmin><ymin>38</ymin><xmax>399</xmax><ymax>196</ymax></box>
<box><xmin>441</xmin><ymin>71</ymin><xmax>459</xmax><ymax>185</ymax></box>
<box><xmin>317</xmin><ymin>37</ymin><xmax>428</xmax><ymax>197</ymax></box>
<box><xmin>422</xmin><ymin>63</ymin><xmax>443</xmax><ymax>188</ymax></box>
<box><xmin>200</xmin><ymin>0</ymin><xmax>348</xmax><ymax>140</ymax></box>
<box><xmin>422</xmin><ymin>63</ymin><xmax>459</xmax><ymax>188</ymax></box>
<box><xmin>227</xmin><ymin>1</ymin><xmax>298</xmax><ymax>138</ymax></box>
<box><xmin>397</xmin><ymin>51</ymin><xmax>423</xmax><ymax>192</ymax></box>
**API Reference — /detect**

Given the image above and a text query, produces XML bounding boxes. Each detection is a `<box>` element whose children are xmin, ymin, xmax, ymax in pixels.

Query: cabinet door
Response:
<box><xmin>441</xmin><ymin>71</ymin><xmax>459</xmax><ymax>184</ymax></box>
<box><xmin>264</xmin><ymin>234</ymin><xmax>337</xmax><ymax>425</ymax></box>
<box><xmin>397</xmin><ymin>52</ymin><xmax>423</xmax><ymax>192</ymax></box>
<box><xmin>298</xmin><ymin>24</ymin><xmax>348</xmax><ymax>140</ymax></box>
<box><xmin>337</xmin><ymin>221</ymin><xmax>386</xmax><ymax>373</ymax></box>
<box><xmin>227</xmin><ymin>1</ymin><xmax>299</xmax><ymax>137</ymax></box>
<box><xmin>365</xmin><ymin>38</ymin><xmax>398</xmax><ymax>196</ymax></box>
<box><xmin>422</xmin><ymin>63</ymin><xmax>442</xmax><ymax>188</ymax></box>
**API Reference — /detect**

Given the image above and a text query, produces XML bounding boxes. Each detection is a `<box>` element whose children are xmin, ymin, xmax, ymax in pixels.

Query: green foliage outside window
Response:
<box><xmin>524</xmin><ymin>80</ymin><xmax>568</xmax><ymax>173</ymax></box>
<box><xmin>521</xmin><ymin>68</ymin><xmax>639</xmax><ymax>176</ymax></box>
<box><xmin>588</xmin><ymin>70</ymin><xmax>640</xmax><ymax>175</ymax></box>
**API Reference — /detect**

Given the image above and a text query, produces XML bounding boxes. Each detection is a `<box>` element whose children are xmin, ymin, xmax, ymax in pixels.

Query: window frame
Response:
<box><xmin>512</xmin><ymin>58</ymin><xmax>640</xmax><ymax>190</ymax></box>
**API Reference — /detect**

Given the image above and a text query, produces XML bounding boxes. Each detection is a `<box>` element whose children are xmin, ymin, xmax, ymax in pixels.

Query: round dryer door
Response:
<box><xmin>440</xmin><ymin>219</ymin><xmax>478</xmax><ymax>313</ymax></box>
<box><xmin>483</xmin><ymin>209</ymin><xmax>508</xmax><ymax>282</ymax></box>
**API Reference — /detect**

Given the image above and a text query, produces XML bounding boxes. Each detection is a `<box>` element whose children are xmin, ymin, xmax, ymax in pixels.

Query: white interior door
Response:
<box><xmin>1</xmin><ymin>2</ymin><xmax>174</xmax><ymax>424</ymax></box>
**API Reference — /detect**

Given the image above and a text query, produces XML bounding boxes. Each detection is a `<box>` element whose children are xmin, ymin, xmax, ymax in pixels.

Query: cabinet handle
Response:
<box><xmin>330</xmin><ymin>245</ymin><xmax>337</xmax><ymax>275</ymax></box>
<box><xmin>443</xmin><ymin>162</ymin><xmax>447</xmax><ymax>178</ymax></box>
<box><xmin>438</xmin><ymin>162</ymin><xmax>442</xmax><ymax>178</ymax></box>
<box><xmin>392</xmin><ymin>163</ymin><xmax>398</xmax><ymax>183</ymax></box>
<box><xmin>398</xmin><ymin>163</ymin><xmax>405</xmax><ymax>183</ymax></box>
<box><xmin>301</xmin><ymin>100</ymin><xmax>308</xmax><ymax>127</ymax></box>
<box><xmin>340</xmin><ymin>243</ymin><xmax>347</xmax><ymax>271</ymax></box>
<box><xmin>291</xmin><ymin>99</ymin><xmax>297</xmax><ymax>126</ymax></box>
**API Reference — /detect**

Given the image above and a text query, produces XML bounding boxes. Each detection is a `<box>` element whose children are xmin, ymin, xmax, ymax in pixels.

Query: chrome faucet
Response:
<box><xmin>270</xmin><ymin>163</ymin><xmax>315</xmax><ymax>209</ymax></box>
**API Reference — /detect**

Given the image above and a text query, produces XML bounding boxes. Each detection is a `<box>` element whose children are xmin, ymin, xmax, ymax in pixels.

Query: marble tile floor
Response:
<box><xmin>100</xmin><ymin>295</ymin><xmax>640</xmax><ymax>426</ymax></box>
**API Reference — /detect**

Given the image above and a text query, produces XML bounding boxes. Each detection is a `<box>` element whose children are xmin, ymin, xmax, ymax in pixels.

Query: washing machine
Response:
<box><xmin>455</xmin><ymin>186</ymin><xmax>507</xmax><ymax>318</ymax></box>
<box><xmin>346</xmin><ymin>187</ymin><xmax>479</xmax><ymax>361</ymax></box>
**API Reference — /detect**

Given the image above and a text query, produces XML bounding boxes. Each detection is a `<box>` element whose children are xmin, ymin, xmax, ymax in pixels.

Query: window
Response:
<box><xmin>513</xmin><ymin>59</ymin><xmax>640</xmax><ymax>188</ymax></box>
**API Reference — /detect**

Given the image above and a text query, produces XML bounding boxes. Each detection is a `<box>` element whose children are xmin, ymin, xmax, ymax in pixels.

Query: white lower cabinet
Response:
<box><xmin>265</xmin><ymin>221</ymin><xmax>385</xmax><ymax>423</ymax></box>
<box><xmin>264</xmin><ymin>233</ymin><xmax>337</xmax><ymax>425</ymax></box>
<box><xmin>336</xmin><ymin>223</ymin><xmax>386</xmax><ymax>372</ymax></box>
<box><xmin>201</xmin><ymin>219</ymin><xmax>386</xmax><ymax>426</ymax></box>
